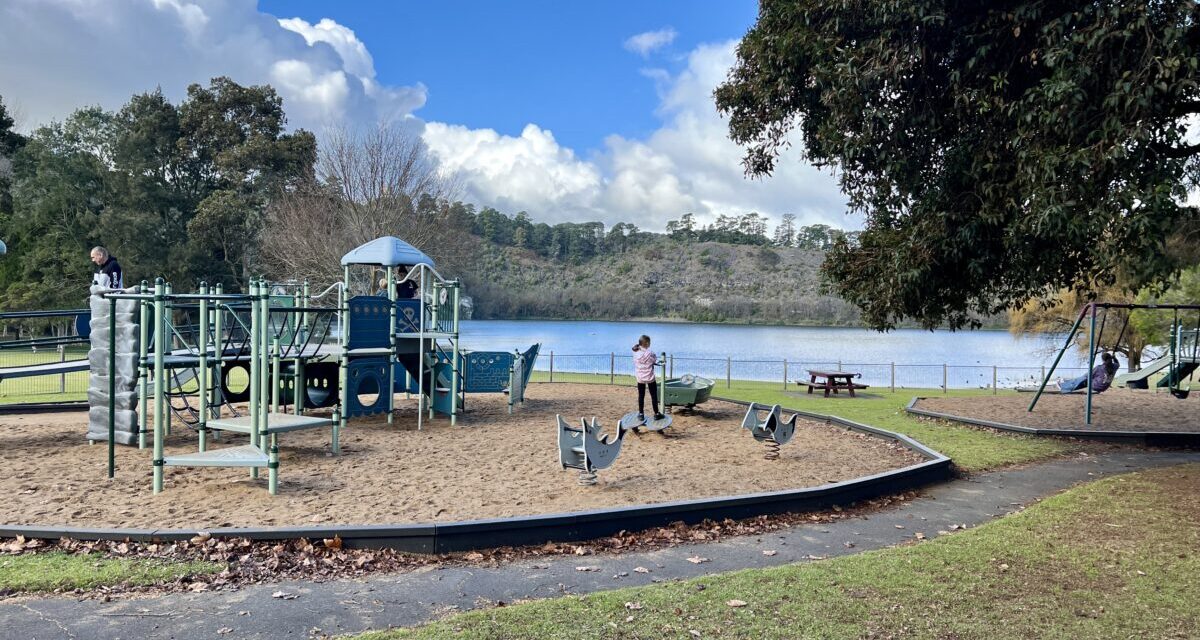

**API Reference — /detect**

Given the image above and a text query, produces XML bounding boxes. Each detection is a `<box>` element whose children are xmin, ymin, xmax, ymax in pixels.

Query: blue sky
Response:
<box><xmin>0</xmin><ymin>0</ymin><xmax>850</xmax><ymax>231</ymax></box>
<box><xmin>258</xmin><ymin>1</ymin><xmax>759</xmax><ymax>153</ymax></box>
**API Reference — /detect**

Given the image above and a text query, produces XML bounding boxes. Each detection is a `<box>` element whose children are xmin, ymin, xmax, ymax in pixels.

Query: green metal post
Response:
<box><xmin>293</xmin><ymin>358</ymin><xmax>304</xmax><ymax>415</ymax></box>
<box><xmin>660</xmin><ymin>352</ymin><xmax>667</xmax><ymax>412</ymax></box>
<box><xmin>107</xmin><ymin>295</ymin><xmax>116</xmax><ymax>479</ymax></box>
<box><xmin>301</xmin><ymin>279</ymin><xmax>310</xmax><ymax>332</ymax></box>
<box><xmin>1028</xmin><ymin>305</ymin><xmax>1088</xmax><ymax>412</ymax></box>
<box><xmin>163</xmin><ymin>283</ymin><xmax>173</xmax><ymax>436</ymax></box>
<box><xmin>248</xmin><ymin>281</ymin><xmax>260</xmax><ymax>478</ymax></box>
<box><xmin>260</xmin><ymin>282</ymin><xmax>270</xmax><ymax>446</ymax></box>
<box><xmin>450</xmin><ymin>283</ymin><xmax>461</xmax><ymax>426</ymax></box>
<box><xmin>1085</xmin><ymin>303</ymin><xmax>1097</xmax><ymax>424</ymax></box>
<box><xmin>340</xmin><ymin>267</ymin><xmax>349</xmax><ymax>438</ymax></box>
<box><xmin>331</xmin><ymin>408</ymin><xmax>341</xmax><ymax>455</ymax></box>
<box><xmin>137</xmin><ymin>281</ymin><xmax>148</xmax><ymax>449</ymax></box>
<box><xmin>152</xmin><ymin>279</ymin><xmax>166</xmax><ymax>493</ymax></box>
<box><xmin>198</xmin><ymin>283</ymin><xmax>209</xmax><ymax>452</ymax></box>
<box><xmin>387</xmin><ymin>267</ymin><xmax>396</xmax><ymax>426</ymax></box>
<box><xmin>271</xmin><ymin>338</ymin><xmax>281</xmax><ymax>414</ymax></box>
<box><xmin>268</xmin><ymin>433</ymin><xmax>279</xmax><ymax>495</ymax></box>
<box><xmin>213</xmin><ymin>283</ymin><xmax>223</xmax><ymax>420</ymax></box>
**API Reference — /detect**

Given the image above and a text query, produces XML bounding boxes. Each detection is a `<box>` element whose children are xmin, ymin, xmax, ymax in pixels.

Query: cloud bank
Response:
<box><xmin>0</xmin><ymin>1</ymin><xmax>850</xmax><ymax>231</ymax></box>
<box><xmin>424</xmin><ymin>42</ymin><xmax>849</xmax><ymax>230</ymax></box>
<box><xmin>0</xmin><ymin>0</ymin><xmax>424</xmax><ymax>132</ymax></box>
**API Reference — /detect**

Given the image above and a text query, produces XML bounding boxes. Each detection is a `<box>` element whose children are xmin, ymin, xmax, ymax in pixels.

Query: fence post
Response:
<box><xmin>549</xmin><ymin>351</ymin><xmax>554</xmax><ymax>383</ymax></box>
<box><xmin>59</xmin><ymin>344</ymin><xmax>66</xmax><ymax>394</ymax></box>
<box><xmin>943</xmin><ymin>363</ymin><xmax>948</xmax><ymax>394</ymax></box>
<box><xmin>610</xmin><ymin>352</ymin><xmax>615</xmax><ymax>384</ymax></box>
<box><xmin>726</xmin><ymin>356</ymin><xmax>732</xmax><ymax>389</ymax></box>
<box><xmin>669</xmin><ymin>354</ymin><xmax>674</xmax><ymax>378</ymax></box>
<box><xmin>1041</xmin><ymin>365</ymin><xmax>1046</xmax><ymax>384</ymax></box>
<box><xmin>890</xmin><ymin>362</ymin><xmax>895</xmax><ymax>393</ymax></box>
<box><xmin>993</xmin><ymin>365</ymin><xmax>998</xmax><ymax>395</ymax></box>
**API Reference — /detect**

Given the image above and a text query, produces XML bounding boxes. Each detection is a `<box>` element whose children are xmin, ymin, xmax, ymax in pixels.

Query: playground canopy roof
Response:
<box><xmin>340</xmin><ymin>236</ymin><xmax>435</xmax><ymax>268</ymax></box>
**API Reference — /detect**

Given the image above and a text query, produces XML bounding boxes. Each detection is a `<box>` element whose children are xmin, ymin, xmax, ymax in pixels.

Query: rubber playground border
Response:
<box><xmin>0</xmin><ymin>400</ymin><xmax>87</xmax><ymax>414</ymax></box>
<box><xmin>0</xmin><ymin>399</ymin><xmax>952</xmax><ymax>553</ymax></box>
<box><xmin>905</xmin><ymin>397</ymin><xmax>1200</xmax><ymax>447</ymax></box>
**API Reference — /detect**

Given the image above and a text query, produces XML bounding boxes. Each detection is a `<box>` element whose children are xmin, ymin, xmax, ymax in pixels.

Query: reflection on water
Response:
<box><xmin>459</xmin><ymin>320</ymin><xmax>1090</xmax><ymax>389</ymax></box>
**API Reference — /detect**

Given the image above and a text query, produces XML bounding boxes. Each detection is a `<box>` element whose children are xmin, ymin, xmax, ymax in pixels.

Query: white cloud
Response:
<box><xmin>0</xmin><ymin>2</ymin><xmax>850</xmax><ymax>232</ymax></box>
<box><xmin>623</xmin><ymin>28</ymin><xmax>677</xmax><ymax>57</ymax></box>
<box><xmin>424</xmin><ymin>41</ymin><xmax>850</xmax><ymax>230</ymax></box>
<box><xmin>0</xmin><ymin>0</ymin><xmax>425</xmax><ymax>132</ymax></box>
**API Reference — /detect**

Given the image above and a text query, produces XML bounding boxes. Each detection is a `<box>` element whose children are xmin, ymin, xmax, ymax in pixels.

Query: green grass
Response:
<box><xmin>0</xmin><ymin>551</ymin><xmax>222</xmax><ymax>593</ymax></box>
<box><xmin>717</xmin><ymin>381</ymin><xmax>1069</xmax><ymax>472</ymax></box>
<box><xmin>0</xmin><ymin>346</ymin><xmax>89</xmax><ymax>405</ymax></box>
<box><xmin>352</xmin><ymin>463</ymin><xmax>1200</xmax><ymax>640</ymax></box>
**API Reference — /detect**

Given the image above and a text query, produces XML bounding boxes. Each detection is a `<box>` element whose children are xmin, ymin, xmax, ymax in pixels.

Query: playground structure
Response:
<box><xmin>74</xmin><ymin>236</ymin><xmax>539</xmax><ymax>495</ymax></box>
<box><xmin>557</xmin><ymin>415</ymin><xmax>628</xmax><ymax>485</ymax></box>
<box><xmin>1029</xmin><ymin>302</ymin><xmax>1200</xmax><ymax>424</ymax></box>
<box><xmin>741</xmin><ymin>402</ymin><xmax>799</xmax><ymax>460</ymax></box>
<box><xmin>662</xmin><ymin>373</ymin><xmax>715</xmax><ymax>410</ymax></box>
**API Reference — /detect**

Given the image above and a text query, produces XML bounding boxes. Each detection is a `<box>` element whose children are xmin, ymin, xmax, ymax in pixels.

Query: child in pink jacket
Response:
<box><xmin>632</xmin><ymin>335</ymin><xmax>664</xmax><ymax>421</ymax></box>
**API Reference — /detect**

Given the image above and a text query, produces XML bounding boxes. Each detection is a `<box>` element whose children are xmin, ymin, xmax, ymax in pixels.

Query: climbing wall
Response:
<box><xmin>86</xmin><ymin>288</ymin><xmax>141</xmax><ymax>444</ymax></box>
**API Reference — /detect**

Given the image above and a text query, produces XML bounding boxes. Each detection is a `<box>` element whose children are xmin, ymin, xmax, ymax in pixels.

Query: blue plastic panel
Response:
<box><xmin>347</xmin><ymin>296</ymin><xmax>391</xmax><ymax>350</ymax></box>
<box><xmin>346</xmin><ymin>357</ymin><xmax>390</xmax><ymax>417</ymax></box>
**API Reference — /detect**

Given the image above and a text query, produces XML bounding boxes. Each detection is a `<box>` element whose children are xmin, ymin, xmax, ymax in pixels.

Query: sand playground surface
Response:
<box><xmin>0</xmin><ymin>384</ymin><xmax>926</xmax><ymax>530</ymax></box>
<box><xmin>916</xmin><ymin>388</ymin><xmax>1200</xmax><ymax>433</ymax></box>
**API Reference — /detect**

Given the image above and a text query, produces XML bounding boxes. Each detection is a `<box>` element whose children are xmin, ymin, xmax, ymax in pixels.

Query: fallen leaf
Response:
<box><xmin>575</xmin><ymin>566</ymin><xmax>599</xmax><ymax>572</ymax></box>
<box><xmin>689</xmin><ymin>631</ymin><xmax>702</xmax><ymax>638</ymax></box>
<box><xmin>914</xmin><ymin>533</ymin><xmax>926</xmax><ymax>540</ymax></box>
<box><xmin>686</xmin><ymin>556</ymin><xmax>709</xmax><ymax>564</ymax></box>
<box><xmin>322</xmin><ymin>537</ymin><xmax>342</xmax><ymax>550</ymax></box>
<box><xmin>464</xmin><ymin>552</ymin><xmax>484</xmax><ymax>561</ymax></box>
<box><xmin>894</xmin><ymin>525</ymin><xmax>905</xmax><ymax>530</ymax></box>
<box><xmin>634</xmin><ymin>566</ymin><xmax>650</xmax><ymax>573</ymax></box>
<box><xmin>216</xmin><ymin>627</ymin><xmax>233</xmax><ymax>635</ymax></box>
<box><xmin>762</xmin><ymin>550</ymin><xmax>778</xmax><ymax>557</ymax></box>
<box><xmin>271</xmin><ymin>590</ymin><xmax>299</xmax><ymax>599</ymax></box>
<box><xmin>625</xmin><ymin>602</ymin><xmax>644</xmax><ymax>610</ymax></box>
<box><xmin>727</xmin><ymin>599</ymin><xmax>748</xmax><ymax>607</ymax></box>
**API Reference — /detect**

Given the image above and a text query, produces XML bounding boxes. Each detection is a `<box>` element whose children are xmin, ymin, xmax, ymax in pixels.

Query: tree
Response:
<box><xmin>773</xmin><ymin>213</ymin><xmax>796</xmax><ymax>247</ymax></box>
<box><xmin>180</xmin><ymin>78</ymin><xmax>316</xmax><ymax>285</ymax></box>
<box><xmin>717</xmin><ymin>1</ymin><xmax>1200</xmax><ymax>330</ymax></box>
<box><xmin>1009</xmin><ymin>288</ymin><xmax>1150</xmax><ymax>371</ymax></box>
<box><xmin>260</xmin><ymin>123</ymin><xmax>454</xmax><ymax>287</ymax></box>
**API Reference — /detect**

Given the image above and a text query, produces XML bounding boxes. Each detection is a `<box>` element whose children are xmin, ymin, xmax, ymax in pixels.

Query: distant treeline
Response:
<box><xmin>448</xmin><ymin>205</ymin><xmax>860</xmax><ymax>263</ymax></box>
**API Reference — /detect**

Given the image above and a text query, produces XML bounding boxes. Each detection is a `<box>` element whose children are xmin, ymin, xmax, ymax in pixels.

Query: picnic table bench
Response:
<box><xmin>796</xmin><ymin>369</ymin><xmax>868</xmax><ymax>397</ymax></box>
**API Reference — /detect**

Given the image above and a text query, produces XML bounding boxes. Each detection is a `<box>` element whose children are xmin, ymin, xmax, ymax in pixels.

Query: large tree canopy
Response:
<box><xmin>716</xmin><ymin>1</ymin><xmax>1200</xmax><ymax>329</ymax></box>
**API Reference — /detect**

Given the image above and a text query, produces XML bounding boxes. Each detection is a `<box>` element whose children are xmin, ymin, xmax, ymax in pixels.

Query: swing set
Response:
<box><xmin>1029</xmin><ymin>302</ymin><xmax>1200</xmax><ymax>425</ymax></box>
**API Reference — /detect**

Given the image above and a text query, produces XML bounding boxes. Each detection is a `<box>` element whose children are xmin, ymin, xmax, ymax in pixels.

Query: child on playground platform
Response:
<box><xmin>633</xmin><ymin>335</ymin><xmax>664</xmax><ymax>421</ymax></box>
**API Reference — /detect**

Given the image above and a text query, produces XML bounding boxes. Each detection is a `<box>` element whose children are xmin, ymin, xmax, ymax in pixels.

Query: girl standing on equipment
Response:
<box><xmin>633</xmin><ymin>335</ymin><xmax>663</xmax><ymax>421</ymax></box>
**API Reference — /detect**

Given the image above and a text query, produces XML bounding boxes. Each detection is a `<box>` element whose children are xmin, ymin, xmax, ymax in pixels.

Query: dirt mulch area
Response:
<box><xmin>0</xmin><ymin>383</ymin><xmax>924</xmax><ymax>529</ymax></box>
<box><xmin>916</xmin><ymin>389</ymin><xmax>1200</xmax><ymax>433</ymax></box>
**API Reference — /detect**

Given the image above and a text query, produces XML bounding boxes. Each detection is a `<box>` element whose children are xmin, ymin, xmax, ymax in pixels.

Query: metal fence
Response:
<box><xmin>528</xmin><ymin>352</ymin><xmax>1091</xmax><ymax>394</ymax></box>
<box><xmin>0</xmin><ymin>346</ymin><xmax>1095</xmax><ymax>405</ymax></box>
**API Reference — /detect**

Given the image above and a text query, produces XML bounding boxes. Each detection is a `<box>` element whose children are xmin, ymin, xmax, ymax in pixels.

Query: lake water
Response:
<box><xmin>460</xmin><ymin>320</ymin><xmax>1091</xmax><ymax>389</ymax></box>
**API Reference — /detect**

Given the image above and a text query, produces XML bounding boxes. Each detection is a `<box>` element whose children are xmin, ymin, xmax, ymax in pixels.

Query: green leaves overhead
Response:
<box><xmin>716</xmin><ymin>1</ymin><xmax>1200</xmax><ymax>329</ymax></box>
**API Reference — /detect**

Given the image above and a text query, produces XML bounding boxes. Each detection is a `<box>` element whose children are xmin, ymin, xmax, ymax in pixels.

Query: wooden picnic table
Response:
<box><xmin>799</xmin><ymin>369</ymin><xmax>868</xmax><ymax>397</ymax></box>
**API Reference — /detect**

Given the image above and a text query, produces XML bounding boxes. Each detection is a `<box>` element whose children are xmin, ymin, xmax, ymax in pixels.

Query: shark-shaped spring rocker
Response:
<box><xmin>558</xmin><ymin>415</ymin><xmax>628</xmax><ymax>485</ymax></box>
<box><xmin>741</xmin><ymin>402</ymin><xmax>799</xmax><ymax>460</ymax></box>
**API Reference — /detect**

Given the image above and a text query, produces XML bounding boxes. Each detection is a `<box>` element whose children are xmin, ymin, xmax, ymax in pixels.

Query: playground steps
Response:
<box><xmin>205</xmin><ymin>413</ymin><xmax>333</xmax><ymax>435</ymax></box>
<box><xmin>162</xmin><ymin>444</ymin><xmax>268</xmax><ymax>468</ymax></box>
